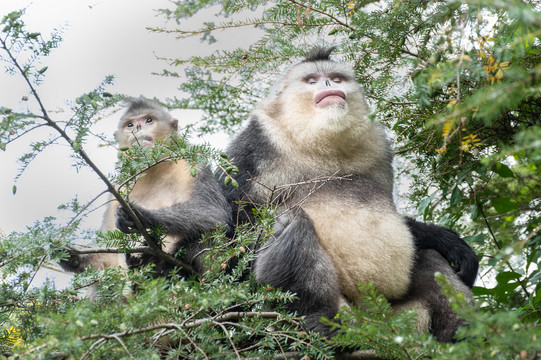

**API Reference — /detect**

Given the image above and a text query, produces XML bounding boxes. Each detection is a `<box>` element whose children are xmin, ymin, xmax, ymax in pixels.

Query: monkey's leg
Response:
<box><xmin>59</xmin><ymin>249</ymin><xmax>126</xmax><ymax>273</ymax></box>
<box><xmin>406</xmin><ymin>217</ymin><xmax>479</xmax><ymax>288</ymax></box>
<box><xmin>254</xmin><ymin>208</ymin><xmax>346</xmax><ymax>335</ymax></box>
<box><xmin>394</xmin><ymin>249</ymin><xmax>474</xmax><ymax>342</ymax></box>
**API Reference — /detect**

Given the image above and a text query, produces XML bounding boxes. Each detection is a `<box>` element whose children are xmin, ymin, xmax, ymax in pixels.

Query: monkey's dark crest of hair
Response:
<box><xmin>302</xmin><ymin>46</ymin><xmax>338</xmax><ymax>63</ymax></box>
<box><xmin>124</xmin><ymin>97</ymin><xmax>160</xmax><ymax>113</ymax></box>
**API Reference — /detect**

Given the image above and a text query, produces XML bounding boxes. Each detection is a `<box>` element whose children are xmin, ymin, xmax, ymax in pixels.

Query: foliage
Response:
<box><xmin>158</xmin><ymin>0</ymin><xmax>541</xmax><ymax>326</ymax></box>
<box><xmin>1</xmin><ymin>0</ymin><xmax>541</xmax><ymax>359</ymax></box>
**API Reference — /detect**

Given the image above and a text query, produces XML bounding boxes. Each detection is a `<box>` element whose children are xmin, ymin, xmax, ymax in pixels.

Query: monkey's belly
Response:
<box><xmin>302</xmin><ymin>202</ymin><xmax>415</xmax><ymax>304</ymax></box>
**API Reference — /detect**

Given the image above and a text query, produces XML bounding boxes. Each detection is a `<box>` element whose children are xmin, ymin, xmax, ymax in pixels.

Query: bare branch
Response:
<box><xmin>82</xmin><ymin>311</ymin><xmax>282</xmax><ymax>342</ymax></box>
<box><xmin>65</xmin><ymin>246</ymin><xmax>151</xmax><ymax>255</ymax></box>
<box><xmin>112</xmin><ymin>335</ymin><xmax>133</xmax><ymax>358</ymax></box>
<box><xmin>0</xmin><ymin>34</ymin><xmax>197</xmax><ymax>275</ymax></box>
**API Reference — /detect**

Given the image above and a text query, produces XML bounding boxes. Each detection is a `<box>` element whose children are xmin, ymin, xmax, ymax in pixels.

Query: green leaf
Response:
<box><xmin>417</xmin><ymin>194</ymin><xmax>435</xmax><ymax>220</ymax></box>
<box><xmin>496</xmin><ymin>271</ymin><xmax>522</xmax><ymax>284</ymax></box>
<box><xmin>529</xmin><ymin>269</ymin><xmax>541</xmax><ymax>284</ymax></box>
<box><xmin>463</xmin><ymin>233</ymin><xmax>484</xmax><ymax>245</ymax></box>
<box><xmin>12</xmin><ymin>185</ymin><xmax>17</xmax><ymax>195</ymax></box>
<box><xmin>491</xmin><ymin>198</ymin><xmax>519</xmax><ymax>214</ymax></box>
<box><xmin>470</xmin><ymin>204</ymin><xmax>481</xmax><ymax>220</ymax></box>
<box><xmin>472</xmin><ymin>286</ymin><xmax>492</xmax><ymax>296</ymax></box>
<box><xmin>450</xmin><ymin>186</ymin><xmax>462</xmax><ymax>207</ymax></box>
<box><xmin>491</xmin><ymin>162</ymin><xmax>515</xmax><ymax>178</ymax></box>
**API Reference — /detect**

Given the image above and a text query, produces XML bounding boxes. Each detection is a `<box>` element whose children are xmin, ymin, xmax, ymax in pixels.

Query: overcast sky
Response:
<box><xmin>0</xmin><ymin>0</ymin><xmax>242</xmax><ymax>234</ymax></box>
<box><xmin>0</xmin><ymin>1</ymin><xmax>250</xmax><ymax>287</ymax></box>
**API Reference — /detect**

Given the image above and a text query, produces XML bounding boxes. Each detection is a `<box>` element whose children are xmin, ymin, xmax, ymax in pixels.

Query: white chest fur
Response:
<box><xmin>302</xmin><ymin>201</ymin><xmax>414</xmax><ymax>304</ymax></box>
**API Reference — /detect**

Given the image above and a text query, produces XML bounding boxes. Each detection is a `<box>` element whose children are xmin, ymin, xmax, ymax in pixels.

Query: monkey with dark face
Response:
<box><xmin>61</xmin><ymin>99</ymin><xmax>232</xmax><ymax>278</ymax></box>
<box><xmin>222</xmin><ymin>47</ymin><xmax>477</xmax><ymax>341</ymax></box>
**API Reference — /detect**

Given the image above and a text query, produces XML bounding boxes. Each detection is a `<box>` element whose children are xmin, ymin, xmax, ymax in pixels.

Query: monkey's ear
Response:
<box><xmin>172</xmin><ymin>119</ymin><xmax>179</xmax><ymax>132</ymax></box>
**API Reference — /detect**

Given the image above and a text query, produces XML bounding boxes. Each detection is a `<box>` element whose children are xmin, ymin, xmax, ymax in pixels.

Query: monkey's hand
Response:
<box><xmin>406</xmin><ymin>217</ymin><xmax>479</xmax><ymax>288</ymax></box>
<box><xmin>115</xmin><ymin>203</ymin><xmax>151</xmax><ymax>234</ymax></box>
<box><xmin>58</xmin><ymin>246</ymin><xmax>84</xmax><ymax>273</ymax></box>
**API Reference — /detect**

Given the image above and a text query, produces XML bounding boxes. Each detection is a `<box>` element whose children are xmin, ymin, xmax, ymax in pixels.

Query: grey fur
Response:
<box><xmin>61</xmin><ymin>100</ymin><xmax>232</xmax><ymax>279</ymax></box>
<box><xmin>254</xmin><ymin>208</ymin><xmax>344</xmax><ymax>334</ymax></box>
<box><xmin>393</xmin><ymin>249</ymin><xmax>475</xmax><ymax>342</ymax></box>
<box><xmin>222</xmin><ymin>47</ymin><xmax>478</xmax><ymax>341</ymax></box>
<box><xmin>116</xmin><ymin>165</ymin><xmax>232</xmax><ymax>276</ymax></box>
<box><xmin>62</xmin><ymin>166</ymin><xmax>231</xmax><ymax>277</ymax></box>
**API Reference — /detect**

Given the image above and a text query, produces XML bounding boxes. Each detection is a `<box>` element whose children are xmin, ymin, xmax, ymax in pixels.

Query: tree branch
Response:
<box><xmin>0</xmin><ymin>35</ymin><xmax>196</xmax><ymax>275</ymax></box>
<box><xmin>82</xmin><ymin>311</ymin><xmax>282</xmax><ymax>341</ymax></box>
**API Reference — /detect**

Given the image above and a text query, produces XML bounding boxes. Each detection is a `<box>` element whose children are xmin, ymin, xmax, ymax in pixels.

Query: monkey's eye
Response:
<box><xmin>332</xmin><ymin>76</ymin><xmax>342</xmax><ymax>83</ymax></box>
<box><xmin>305</xmin><ymin>77</ymin><xmax>318</xmax><ymax>85</ymax></box>
<box><xmin>145</xmin><ymin>117</ymin><xmax>153</xmax><ymax>124</ymax></box>
<box><xmin>126</xmin><ymin>122</ymin><xmax>134</xmax><ymax>128</ymax></box>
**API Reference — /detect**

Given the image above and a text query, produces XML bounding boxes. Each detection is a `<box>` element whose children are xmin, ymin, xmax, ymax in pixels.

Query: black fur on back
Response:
<box><xmin>302</xmin><ymin>46</ymin><xmax>338</xmax><ymax>63</ymax></box>
<box><xmin>222</xmin><ymin>116</ymin><xmax>278</xmax><ymax>223</ymax></box>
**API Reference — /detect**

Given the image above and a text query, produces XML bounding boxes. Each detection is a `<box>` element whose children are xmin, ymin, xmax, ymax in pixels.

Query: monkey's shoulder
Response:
<box><xmin>227</xmin><ymin>117</ymin><xmax>278</xmax><ymax>166</ymax></box>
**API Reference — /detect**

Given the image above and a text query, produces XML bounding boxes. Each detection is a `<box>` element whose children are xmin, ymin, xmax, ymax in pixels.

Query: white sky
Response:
<box><xmin>0</xmin><ymin>1</ymin><xmax>255</xmax><ymax>287</ymax></box>
<box><xmin>0</xmin><ymin>0</ymin><xmax>244</xmax><ymax>234</ymax></box>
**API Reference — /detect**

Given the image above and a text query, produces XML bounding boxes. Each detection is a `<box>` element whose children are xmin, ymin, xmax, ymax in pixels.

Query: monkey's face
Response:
<box><xmin>263</xmin><ymin>60</ymin><xmax>369</xmax><ymax>144</ymax></box>
<box><xmin>116</xmin><ymin>112</ymin><xmax>178</xmax><ymax>148</ymax></box>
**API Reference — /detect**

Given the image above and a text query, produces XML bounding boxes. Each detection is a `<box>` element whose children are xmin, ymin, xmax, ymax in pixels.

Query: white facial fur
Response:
<box><xmin>250</xmin><ymin>58</ymin><xmax>413</xmax><ymax>304</ymax></box>
<box><xmin>259</xmin><ymin>60</ymin><xmax>372</xmax><ymax>154</ymax></box>
<box><xmin>116</xmin><ymin>107</ymin><xmax>178</xmax><ymax>148</ymax></box>
<box><xmin>254</xmin><ymin>60</ymin><xmax>391</xmax><ymax>190</ymax></box>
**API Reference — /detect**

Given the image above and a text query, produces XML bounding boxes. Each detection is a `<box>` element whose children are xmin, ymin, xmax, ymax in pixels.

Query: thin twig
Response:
<box><xmin>0</xmin><ymin>35</ymin><xmax>195</xmax><ymax>275</ymax></box>
<box><xmin>79</xmin><ymin>338</ymin><xmax>106</xmax><ymax>360</ymax></box>
<box><xmin>112</xmin><ymin>335</ymin><xmax>133</xmax><ymax>358</ymax></box>
<box><xmin>477</xmin><ymin>199</ymin><xmax>530</xmax><ymax>298</ymax></box>
<box><xmin>66</xmin><ymin>246</ymin><xmax>151</xmax><ymax>255</ymax></box>
<box><xmin>81</xmin><ymin>312</ymin><xmax>282</xmax><ymax>341</ymax></box>
<box><xmin>213</xmin><ymin>321</ymin><xmax>241</xmax><ymax>359</ymax></box>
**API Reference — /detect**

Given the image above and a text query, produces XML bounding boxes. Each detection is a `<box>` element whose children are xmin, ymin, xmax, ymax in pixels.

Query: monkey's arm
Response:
<box><xmin>405</xmin><ymin>217</ymin><xmax>479</xmax><ymax>288</ymax></box>
<box><xmin>255</xmin><ymin>208</ymin><xmax>345</xmax><ymax>335</ymax></box>
<box><xmin>116</xmin><ymin>166</ymin><xmax>232</xmax><ymax>240</ymax></box>
<box><xmin>59</xmin><ymin>249</ymin><xmax>125</xmax><ymax>273</ymax></box>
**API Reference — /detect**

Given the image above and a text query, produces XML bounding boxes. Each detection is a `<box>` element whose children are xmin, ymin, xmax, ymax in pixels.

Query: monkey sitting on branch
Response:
<box><xmin>221</xmin><ymin>47</ymin><xmax>477</xmax><ymax>342</ymax></box>
<box><xmin>61</xmin><ymin>98</ymin><xmax>232</xmax><ymax>279</ymax></box>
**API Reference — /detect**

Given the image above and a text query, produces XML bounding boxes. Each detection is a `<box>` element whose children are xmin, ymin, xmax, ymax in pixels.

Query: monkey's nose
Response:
<box><xmin>325</xmin><ymin>79</ymin><xmax>331</xmax><ymax>86</ymax></box>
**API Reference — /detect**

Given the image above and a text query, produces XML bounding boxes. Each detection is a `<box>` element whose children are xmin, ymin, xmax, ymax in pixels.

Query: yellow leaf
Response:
<box><xmin>442</xmin><ymin>122</ymin><xmax>452</xmax><ymax>138</ymax></box>
<box><xmin>436</xmin><ymin>146</ymin><xmax>447</xmax><ymax>154</ymax></box>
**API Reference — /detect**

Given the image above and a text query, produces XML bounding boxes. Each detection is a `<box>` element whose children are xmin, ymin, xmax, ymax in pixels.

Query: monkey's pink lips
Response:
<box><xmin>137</xmin><ymin>136</ymin><xmax>154</xmax><ymax>147</ymax></box>
<box><xmin>314</xmin><ymin>90</ymin><xmax>346</xmax><ymax>108</ymax></box>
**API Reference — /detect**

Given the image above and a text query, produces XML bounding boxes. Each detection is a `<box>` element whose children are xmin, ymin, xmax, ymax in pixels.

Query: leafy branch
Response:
<box><xmin>0</xmin><ymin>12</ymin><xmax>196</xmax><ymax>275</ymax></box>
